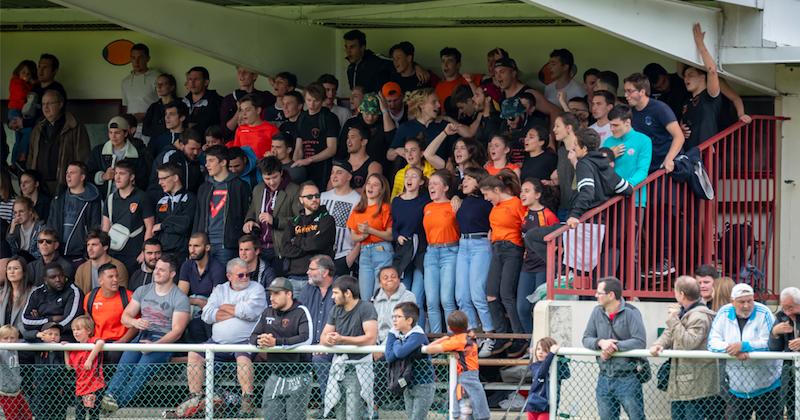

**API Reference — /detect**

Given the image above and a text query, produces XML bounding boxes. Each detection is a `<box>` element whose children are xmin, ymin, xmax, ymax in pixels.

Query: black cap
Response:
<box><xmin>331</xmin><ymin>159</ymin><xmax>353</xmax><ymax>174</ymax></box>
<box><xmin>494</xmin><ymin>57</ymin><xmax>518</xmax><ymax>71</ymax></box>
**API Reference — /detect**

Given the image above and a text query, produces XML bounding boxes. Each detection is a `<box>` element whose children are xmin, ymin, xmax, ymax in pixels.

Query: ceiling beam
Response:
<box><xmin>306</xmin><ymin>0</ymin><xmax>502</xmax><ymax>20</ymax></box>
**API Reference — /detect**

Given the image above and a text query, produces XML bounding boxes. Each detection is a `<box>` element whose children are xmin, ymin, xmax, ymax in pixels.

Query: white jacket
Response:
<box><xmin>707</xmin><ymin>302</ymin><xmax>781</xmax><ymax>398</ymax></box>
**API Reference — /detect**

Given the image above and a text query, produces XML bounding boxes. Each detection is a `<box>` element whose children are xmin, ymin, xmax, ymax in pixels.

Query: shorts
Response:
<box><xmin>195</xmin><ymin>339</ymin><xmax>254</xmax><ymax>361</ymax></box>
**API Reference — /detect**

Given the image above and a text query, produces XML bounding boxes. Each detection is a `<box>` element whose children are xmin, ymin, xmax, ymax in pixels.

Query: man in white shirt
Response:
<box><xmin>544</xmin><ymin>48</ymin><xmax>586</xmax><ymax>105</ymax></box>
<box><xmin>121</xmin><ymin>44</ymin><xmax>158</xmax><ymax>139</ymax></box>
<box><xmin>589</xmin><ymin>90</ymin><xmax>615</xmax><ymax>142</ymax></box>
<box><xmin>320</xmin><ymin>160</ymin><xmax>361</xmax><ymax>276</ymax></box>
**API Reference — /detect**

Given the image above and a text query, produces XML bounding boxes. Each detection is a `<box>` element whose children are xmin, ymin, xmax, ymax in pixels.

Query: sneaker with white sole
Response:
<box><xmin>100</xmin><ymin>394</ymin><xmax>119</xmax><ymax>413</ymax></box>
<box><xmin>478</xmin><ymin>338</ymin><xmax>496</xmax><ymax>358</ymax></box>
<box><xmin>646</xmin><ymin>260</ymin><xmax>676</xmax><ymax>277</ymax></box>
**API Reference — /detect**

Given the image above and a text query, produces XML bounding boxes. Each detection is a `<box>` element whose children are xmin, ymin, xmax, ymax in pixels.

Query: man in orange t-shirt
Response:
<box><xmin>228</xmin><ymin>93</ymin><xmax>279</xmax><ymax>159</ymax></box>
<box><xmin>435</xmin><ymin>47</ymin><xmax>482</xmax><ymax>118</ymax></box>
<box><xmin>83</xmin><ymin>263</ymin><xmax>137</xmax><ymax>363</ymax></box>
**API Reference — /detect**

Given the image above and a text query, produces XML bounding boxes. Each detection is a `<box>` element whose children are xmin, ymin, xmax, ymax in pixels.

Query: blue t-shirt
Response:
<box><xmin>456</xmin><ymin>195</ymin><xmax>493</xmax><ymax>234</ymax></box>
<box><xmin>390</xmin><ymin>194</ymin><xmax>431</xmax><ymax>240</ymax></box>
<box><xmin>603</xmin><ymin>128</ymin><xmax>653</xmax><ymax>207</ymax></box>
<box><xmin>178</xmin><ymin>258</ymin><xmax>226</xmax><ymax>298</ymax></box>
<box><xmin>631</xmin><ymin>98</ymin><xmax>677</xmax><ymax>172</ymax></box>
<box><xmin>391</xmin><ymin>119</ymin><xmax>454</xmax><ymax>160</ymax></box>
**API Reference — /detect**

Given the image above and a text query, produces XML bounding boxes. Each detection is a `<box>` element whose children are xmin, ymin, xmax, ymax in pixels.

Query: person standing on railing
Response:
<box><xmin>707</xmin><ymin>283</ymin><xmax>782</xmax><ymax>419</ymax></box>
<box><xmin>582</xmin><ymin>277</ymin><xmax>646</xmax><ymax>420</ymax></box>
<box><xmin>768</xmin><ymin>287</ymin><xmax>800</xmax><ymax>420</ymax></box>
<box><xmin>250</xmin><ymin>277</ymin><xmax>313</xmax><ymax>420</ymax></box>
<box><xmin>101</xmin><ymin>254</ymin><xmax>190</xmax><ymax>413</ymax></box>
<box><xmin>649</xmin><ymin>275</ymin><xmax>718</xmax><ymax>419</ymax></box>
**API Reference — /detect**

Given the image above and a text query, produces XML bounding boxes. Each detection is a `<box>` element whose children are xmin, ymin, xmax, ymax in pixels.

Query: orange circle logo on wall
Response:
<box><xmin>103</xmin><ymin>39</ymin><xmax>134</xmax><ymax>65</ymax></box>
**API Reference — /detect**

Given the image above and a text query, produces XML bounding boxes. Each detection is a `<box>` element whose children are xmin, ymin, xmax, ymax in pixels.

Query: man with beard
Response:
<box><xmin>177</xmin><ymin>232</ymin><xmax>226</xmax><ymax>343</ymax></box>
<box><xmin>74</xmin><ymin>229</ymin><xmax>129</xmax><ymax>295</ymax></box>
<box><xmin>26</xmin><ymin>227</ymin><xmax>75</xmax><ymax>285</ymax></box>
<box><xmin>337</xmin><ymin>93</ymin><xmax>395</xmax><ymax>177</ymax></box>
<box><xmin>128</xmin><ymin>238</ymin><xmax>162</xmax><ymax>291</ymax></box>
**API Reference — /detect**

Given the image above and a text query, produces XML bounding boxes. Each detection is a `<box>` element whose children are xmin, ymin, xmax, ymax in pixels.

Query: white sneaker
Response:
<box><xmin>478</xmin><ymin>338</ymin><xmax>496</xmax><ymax>358</ymax></box>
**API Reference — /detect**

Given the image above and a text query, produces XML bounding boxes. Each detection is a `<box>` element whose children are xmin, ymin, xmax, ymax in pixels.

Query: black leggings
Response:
<box><xmin>487</xmin><ymin>241</ymin><xmax>524</xmax><ymax>335</ymax></box>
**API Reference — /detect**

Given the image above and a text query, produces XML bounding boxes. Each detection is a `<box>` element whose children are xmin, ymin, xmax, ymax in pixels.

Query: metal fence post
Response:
<box><xmin>449</xmin><ymin>353</ymin><xmax>457</xmax><ymax>420</ymax></box>
<box><xmin>795</xmin><ymin>354</ymin><xmax>799</xmax><ymax>420</ymax></box>
<box><xmin>549</xmin><ymin>352</ymin><xmax>558</xmax><ymax>420</ymax></box>
<box><xmin>205</xmin><ymin>348</ymin><xmax>214</xmax><ymax>420</ymax></box>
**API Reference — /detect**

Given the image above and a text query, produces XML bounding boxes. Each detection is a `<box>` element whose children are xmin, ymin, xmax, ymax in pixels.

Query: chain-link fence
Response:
<box><xmin>551</xmin><ymin>348</ymin><xmax>799</xmax><ymax>420</ymax></box>
<box><xmin>0</xmin><ymin>343</ymin><xmax>453</xmax><ymax>419</ymax></box>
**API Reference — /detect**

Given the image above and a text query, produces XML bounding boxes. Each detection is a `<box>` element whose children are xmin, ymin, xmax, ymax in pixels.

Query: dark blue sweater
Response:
<box><xmin>525</xmin><ymin>352</ymin><xmax>571</xmax><ymax>413</ymax></box>
<box><xmin>384</xmin><ymin>327</ymin><xmax>435</xmax><ymax>385</ymax></box>
<box><xmin>456</xmin><ymin>195</ymin><xmax>492</xmax><ymax>234</ymax></box>
<box><xmin>391</xmin><ymin>194</ymin><xmax>430</xmax><ymax>241</ymax></box>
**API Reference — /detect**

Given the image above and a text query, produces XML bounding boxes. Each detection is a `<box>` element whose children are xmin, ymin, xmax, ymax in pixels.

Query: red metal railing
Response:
<box><xmin>545</xmin><ymin>115</ymin><xmax>787</xmax><ymax>300</ymax></box>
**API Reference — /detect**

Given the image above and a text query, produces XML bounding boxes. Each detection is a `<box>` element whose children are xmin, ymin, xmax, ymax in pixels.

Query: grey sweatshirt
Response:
<box><xmin>0</xmin><ymin>349</ymin><xmax>22</xmax><ymax>396</ymax></box>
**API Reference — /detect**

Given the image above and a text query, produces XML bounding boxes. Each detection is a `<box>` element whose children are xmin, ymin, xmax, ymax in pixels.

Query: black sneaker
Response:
<box><xmin>646</xmin><ymin>260</ymin><xmax>676</xmax><ymax>276</ymax></box>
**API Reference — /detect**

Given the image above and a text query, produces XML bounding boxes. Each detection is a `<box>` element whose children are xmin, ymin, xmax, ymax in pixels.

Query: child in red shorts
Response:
<box><xmin>65</xmin><ymin>316</ymin><xmax>106</xmax><ymax>420</ymax></box>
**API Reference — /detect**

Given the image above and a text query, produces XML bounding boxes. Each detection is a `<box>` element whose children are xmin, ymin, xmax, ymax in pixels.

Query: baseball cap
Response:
<box><xmin>381</xmin><ymin>82</ymin><xmax>403</xmax><ymax>100</ymax></box>
<box><xmin>266</xmin><ymin>277</ymin><xmax>293</xmax><ymax>293</ymax></box>
<box><xmin>500</xmin><ymin>97</ymin><xmax>525</xmax><ymax>119</ymax></box>
<box><xmin>359</xmin><ymin>93</ymin><xmax>381</xmax><ymax>116</ymax></box>
<box><xmin>731</xmin><ymin>283</ymin><xmax>754</xmax><ymax>300</ymax></box>
<box><xmin>41</xmin><ymin>322</ymin><xmax>62</xmax><ymax>332</ymax></box>
<box><xmin>493</xmin><ymin>57</ymin><xmax>518</xmax><ymax>71</ymax></box>
<box><xmin>108</xmin><ymin>116</ymin><xmax>130</xmax><ymax>131</ymax></box>
<box><xmin>331</xmin><ymin>159</ymin><xmax>353</xmax><ymax>174</ymax></box>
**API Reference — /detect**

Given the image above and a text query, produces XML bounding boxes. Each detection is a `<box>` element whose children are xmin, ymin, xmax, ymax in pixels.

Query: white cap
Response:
<box><xmin>731</xmin><ymin>283</ymin><xmax>754</xmax><ymax>300</ymax></box>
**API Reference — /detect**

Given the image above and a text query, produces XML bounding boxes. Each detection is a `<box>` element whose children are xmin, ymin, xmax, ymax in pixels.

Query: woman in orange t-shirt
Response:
<box><xmin>485</xmin><ymin>134</ymin><xmax>521</xmax><ymax>179</ymax></box>
<box><xmin>479</xmin><ymin>169</ymin><xmax>527</xmax><ymax>356</ymax></box>
<box><xmin>347</xmin><ymin>173</ymin><xmax>393</xmax><ymax>299</ymax></box>
<box><xmin>422</xmin><ymin>170</ymin><xmax>460</xmax><ymax>333</ymax></box>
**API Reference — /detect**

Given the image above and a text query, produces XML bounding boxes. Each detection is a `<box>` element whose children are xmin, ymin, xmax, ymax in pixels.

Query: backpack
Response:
<box><xmin>387</xmin><ymin>357</ymin><xmax>415</xmax><ymax>396</ymax></box>
<box><xmin>87</xmin><ymin>286</ymin><xmax>130</xmax><ymax>317</ymax></box>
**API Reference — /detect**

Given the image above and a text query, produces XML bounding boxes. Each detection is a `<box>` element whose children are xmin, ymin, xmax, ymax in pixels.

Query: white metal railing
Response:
<box><xmin>0</xmin><ymin>342</ymin><xmax>458</xmax><ymax>420</ymax></box>
<box><xmin>549</xmin><ymin>348</ymin><xmax>800</xmax><ymax>420</ymax></box>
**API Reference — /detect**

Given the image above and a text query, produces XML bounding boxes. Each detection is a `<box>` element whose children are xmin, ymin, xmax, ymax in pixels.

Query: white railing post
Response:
<box><xmin>449</xmin><ymin>353</ymin><xmax>457</xmax><ymax>420</ymax></box>
<box><xmin>549</xmin><ymin>351</ymin><xmax>558</xmax><ymax>420</ymax></box>
<box><xmin>205</xmin><ymin>348</ymin><xmax>214</xmax><ymax>420</ymax></box>
<box><xmin>795</xmin><ymin>355</ymin><xmax>799</xmax><ymax>420</ymax></box>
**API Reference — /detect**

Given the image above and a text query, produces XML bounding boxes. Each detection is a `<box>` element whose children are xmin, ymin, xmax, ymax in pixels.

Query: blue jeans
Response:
<box><xmin>596</xmin><ymin>374</ymin><xmax>645</xmax><ymax>420</ymax></box>
<box><xmin>106</xmin><ymin>333</ymin><xmax>173</xmax><ymax>407</ymax></box>
<box><xmin>455</xmin><ymin>238</ymin><xmax>493</xmax><ymax>331</ymax></box>
<box><xmin>358</xmin><ymin>241</ymin><xmax>394</xmax><ymax>300</ymax></box>
<box><xmin>210</xmin><ymin>243</ymin><xmax>236</xmax><ymax>267</ymax></box>
<box><xmin>423</xmin><ymin>245</ymin><xmax>458</xmax><ymax>333</ymax></box>
<box><xmin>401</xmin><ymin>266</ymin><xmax>426</xmax><ymax>331</ymax></box>
<box><xmin>517</xmin><ymin>271</ymin><xmax>546</xmax><ymax>334</ymax></box>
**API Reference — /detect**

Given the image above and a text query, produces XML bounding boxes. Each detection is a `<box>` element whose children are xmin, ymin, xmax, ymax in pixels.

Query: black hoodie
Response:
<box><xmin>346</xmin><ymin>50</ymin><xmax>393</xmax><ymax>93</ymax></box>
<box><xmin>569</xmin><ymin>151</ymin><xmax>633</xmax><ymax>219</ymax></box>
<box><xmin>182</xmin><ymin>89</ymin><xmax>223</xmax><ymax>136</ymax></box>
<box><xmin>282</xmin><ymin>205</ymin><xmax>336</xmax><ymax>276</ymax></box>
<box><xmin>249</xmin><ymin>300</ymin><xmax>312</xmax><ymax>363</ymax></box>
<box><xmin>193</xmin><ymin>173</ymin><xmax>251</xmax><ymax>250</ymax></box>
<box><xmin>46</xmin><ymin>183</ymin><xmax>102</xmax><ymax>259</ymax></box>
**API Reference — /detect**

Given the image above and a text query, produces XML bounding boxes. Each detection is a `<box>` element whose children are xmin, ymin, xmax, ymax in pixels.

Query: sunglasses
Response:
<box><xmin>37</xmin><ymin>239</ymin><xmax>56</xmax><ymax>245</ymax></box>
<box><xmin>301</xmin><ymin>193</ymin><xmax>321</xmax><ymax>200</ymax></box>
<box><xmin>231</xmin><ymin>272</ymin><xmax>248</xmax><ymax>279</ymax></box>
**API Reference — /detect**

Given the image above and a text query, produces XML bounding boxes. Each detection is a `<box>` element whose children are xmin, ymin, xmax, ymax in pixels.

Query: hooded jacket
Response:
<box><xmin>7</xmin><ymin>220</ymin><xmax>45</xmax><ymax>259</ymax></box>
<box><xmin>87</xmin><ymin>140</ymin><xmax>151</xmax><ymax>197</ymax></box>
<box><xmin>155</xmin><ymin>188</ymin><xmax>197</xmax><ymax>256</ymax></box>
<box><xmin>183</xmin><ymin>89</ymin><xmax>223</xmax><ymax>135</ymax></box>
<box><xmin>193</xmin><ymin>173</ymin><xmax>251</xmax><ymax>249</ymax></box>
<box><xmin>27</xmin><ymin>112</ymin><xmax>91</xmax><ymax>188</ymax></box>
<box><xmin>282</xmin><ymin>206</ymin><xmax>336</xmax><ymax>276</ymax></box>
<box><xmin>582</xmin><ymin>299</ymin><xmax>647</xmax><ymax>373</ymax></box>
<box><xmin>570</xmin><ymin>150</ymin><xmax>633</xmax><ymax>219</ymax></box>
<box><xmin>372</xmin><ymin>283</ymin><xmax>417</xmax><ymax>344</ymax></box>
<box><xmin>236</xmin><ymin>145</ymin><xmax>260</xmax><ymax>188</ymax></box>
<box><xmin>708</xmin><ymin>302</ymin><xmax>781</xmax><ymax>398</ymax></box>
<box><xmin>346</xmin><ymin>50</ymin><xmax>394</xmax><ymax>93</ymax></box>
<box><xmin>245</xmin><ymin>174</ymin><xmax>301</xmax><ymax>257</ymax></box>
<box><xmin>21</xmin><ymin>282</ymin><xmax>84</xmax><ymax>341</ymax></box>
<box><xmin>249</xmin><ymin>300</ymin><xmax>313</xmax><ymax>364</ymax></box>
<box><xmin>46</xmin><ymin>183</ymin><xmax>102</xmax><ymax>259</ymax></box>
<box><xmin>653</xmin><ymin>301</ymin><xmax>719</xmax><ymax>401</ymax></box>
<box><xmin>146</xmin><ymin>144</ymin><xmax>202</xmax><ymax>205</ymax></box>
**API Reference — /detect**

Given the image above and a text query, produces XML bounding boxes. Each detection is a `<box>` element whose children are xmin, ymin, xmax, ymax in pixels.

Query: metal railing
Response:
<box><xmin>545</xmin><ymin>115</ymin><xmax>788</xmax><ymax>300</ymax></box>
<box><xmin>0</xmin><ymin>342</ymin><xmax>458</xmax><ymax>420</ymax></box>
<box><xmin>549</xmin><ymin>347</ymin><xmax>800</xmax><ymax>420</ymax></box>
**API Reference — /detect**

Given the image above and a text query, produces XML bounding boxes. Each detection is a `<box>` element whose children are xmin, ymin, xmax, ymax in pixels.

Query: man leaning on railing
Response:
<box><xmin>707</xmin><ymin>283</ymin><xmax>782</xmax><ymax>419</ymax></box>
<box><xmin>768</xmin><ymin>286</ymin><xmax>800</xmax><ymax>420</ymax></box>
<box><xmin>649</xmin><ymin>276</ymin><xmax>718</xmax><ymax>419</ymax></box>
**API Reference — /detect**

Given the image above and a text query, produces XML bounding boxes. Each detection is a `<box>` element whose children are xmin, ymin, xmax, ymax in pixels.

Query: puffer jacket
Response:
<box><xmin>653</xmin><ymin>302</ymin><xmax>719</xmax><ymax>401</ymax></box>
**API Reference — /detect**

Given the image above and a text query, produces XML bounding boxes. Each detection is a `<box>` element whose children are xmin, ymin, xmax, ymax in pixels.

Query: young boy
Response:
<box><xmin>423</xmin><ymin>311</ymin><xmax>490</xmax><ymax>420</ymax></box>
<box><xmin>65</xmin><ymin>315</ymin><xmax>106</xmax><ymax>420</ymax></box>
<box><xmin>0</xmin><ymin>325</ymin><xmax>32</xmax><ymax>420</ymax></box>
<box><xmin>32</xmin><ymin>322</ymin><xmax>68</xmax><ymax>420</ymax></box>
<box><xmin>384</xmin><ymin>302</ymin><xmax>435</xmax><ymax>420</ymax></box>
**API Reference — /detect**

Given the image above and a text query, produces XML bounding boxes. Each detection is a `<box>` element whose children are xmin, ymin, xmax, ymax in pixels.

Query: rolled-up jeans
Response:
<box><xmin>455</xmin><ymin>237</ymin><xmax>493</xmax><ymax>331</ymax></box>
<box><xmin>424</xmin><ymin>244</ymin><xmax>458</xmax><ymax>333</ymax></box>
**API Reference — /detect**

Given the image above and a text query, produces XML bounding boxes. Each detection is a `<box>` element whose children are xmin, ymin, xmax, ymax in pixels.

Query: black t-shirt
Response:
<box><xmin>389</xmin><ymin>72</ymin><xmax>433</xmax><ymax>94</ymax></box>
<box><xmin>520</xmin><ymin>150</ymin><xmax>558</xmax><ymax>183</ymax></box>
<box><xmin>326</xmin><ymin>300</ymin><xmax>378</xmax><ymax>358</ymax></box>
<box><xmin>279</xmin><ymin>119</ymin><xmax>298</xmax><ymax>142</ymax></box>
<box><xmin>103</xmin><ymin>188</ymin><xmax>153</xmax><ymax>257</ymax></box>
<box><xmin>682</xmin><ymin>90</ymin><xmax>722</xmax><ymax>150</ymax></box>
<box><xmin>296</xmin><ymin>109</ymin><xmax>341</xmax><ymax>188</ymax></box>
<box><xmin>651</xmin><ymin>73</ymin><xmax>690</xmax><ymax>121</ymax></box>
<box><xmin>350</xmin><ymin>157</ymin><xmax>374</xmax><ymax>190</ymax></box>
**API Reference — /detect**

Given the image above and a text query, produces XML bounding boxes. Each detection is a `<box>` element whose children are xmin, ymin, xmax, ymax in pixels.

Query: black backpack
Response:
<box><xmin>86</xmin><ymin>286</ymin><xmax>130</xmax><ymax>317</ymax></box>
<box><xmin>387</xmin><ymin>356</ymin><xmax>416</xmax><ymax>396</ymax></box>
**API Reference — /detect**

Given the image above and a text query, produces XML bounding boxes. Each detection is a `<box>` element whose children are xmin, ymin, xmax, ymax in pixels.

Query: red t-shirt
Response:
<box><xmin>9</xmin><ymin>76</ymin><xmax>32</xmax><ymax>110</ymax></box>
<box><xmin>434</xmin><ymin>75</ymin><xmax>483</xmax><ymax>111</ymax></box>
<box><xmin>68</xmin><ymin>338</ymin><xmax>105</xmax><ymax>396</ymax></box>
<box><xmin>229</xmin><ymin>121</ymin><xmax>279</xmax><ymax>159</ymax></box>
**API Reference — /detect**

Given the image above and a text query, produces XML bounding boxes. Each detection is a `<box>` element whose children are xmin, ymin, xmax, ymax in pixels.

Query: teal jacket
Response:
<box><xmin>603</xmin><ymin>128</ymin><xmax>652</xmax><ymax>207</ymax></box>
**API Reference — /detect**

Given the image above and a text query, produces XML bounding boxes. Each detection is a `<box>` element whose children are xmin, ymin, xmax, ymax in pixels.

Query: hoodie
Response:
<box><xmin>155</xmin><ymin>188</ymin><xmax>197</xmax><ymax>256</ymax></box>
<box><xmin>236</xmin><ymin>145</ymin><xmax>260</xmax><ymax>188</ymax></box>
<box><xmin>146</xmin><ymin>144</ymin><xmax>202</xmax><ymax>205</ymax></box>
<box><xmin>384</xmin><ymin>325</ymin><xmax>435</xmax><ymax>385</ymax></box>
<box><xmin>569</xmin><ymin>150</ymin><xmax>633</xmax><ymax>219</ymax></box>
<box><xmin>47</xmin><ymin>183</ymin><xmax>102</xmax><ymax>259</ymax></box>
<box><xmin>249</xmin><ymin>300</ymin><xmax>313</xmax><ymax>364</ymax></box>
<box><xmin>193</xmin><ymin>172</ymin><xmax>251</xmax><ymax>250</ymax></box>
<box><xmin>346</xmin><ymin>50</ymin><xmax>394</xmax><ymax>93</ymax></box>
<box><xmin>282</xmin><ymin>205</ymin><xmax>336</xmax><ymax>276</ymax></box>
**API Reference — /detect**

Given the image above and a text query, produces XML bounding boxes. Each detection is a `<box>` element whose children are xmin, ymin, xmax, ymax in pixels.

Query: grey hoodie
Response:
<box><xmin>582</xmin><ymin>299</ymin><xmax>647</xmax><ymax>373</ymax></box>
<box><xmin>0</xmin><ymin>348</ymin><xmax>22</xmax><ymax>396</ymax></box>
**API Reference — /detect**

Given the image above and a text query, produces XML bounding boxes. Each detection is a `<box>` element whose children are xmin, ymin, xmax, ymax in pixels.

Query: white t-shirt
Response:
<box><xmin>321</xmin><ymin>189</ymin><xmax>361</xmax><ymax>259</ymax></box>
<box><xmin>121</xmin><ymin>69</ymin><xmax>159</xmax><ymax>114</ymax></box>
<box><xmin>544</xmin><ymin>79</ymin><xmax>587</xmax><ymax>106</ymax></box>
<box><xmin>590</xmin><ymin>121</ymin><xmax>612</xmax><ymax>142</ymax></box>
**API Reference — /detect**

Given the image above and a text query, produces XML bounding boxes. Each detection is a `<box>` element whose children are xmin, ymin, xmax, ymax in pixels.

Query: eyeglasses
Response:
<box><xmin>38</xmin><ymin>239</ymin><xmax>56</xmax><ymax>245</ymax></box>
<box><xmin>301</xmin><ymin>193</ymin><xmax>321</xmax><ymax>200</ymax></box>
<box><xmin>231</xmin><ymin>272</ymin><xmax>248</xmax><ymax>279</ymax></box>
<box><xmin>157</xmin><ymin>175</ymin><xmax>175</xmax><ymax>181</ymax></box>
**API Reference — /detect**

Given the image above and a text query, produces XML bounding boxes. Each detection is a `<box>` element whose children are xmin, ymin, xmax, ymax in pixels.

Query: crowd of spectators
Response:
<box><xmin>2</xmin><ymin>22</ymin><xmax>791</xmax><ymax>420</ymax></box>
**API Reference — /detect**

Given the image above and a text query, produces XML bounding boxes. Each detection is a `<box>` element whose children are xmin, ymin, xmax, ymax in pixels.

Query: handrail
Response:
<box><xmin>554</xmin><ymin>346</ymin><xmax>800</xmax><ymax>360</ymax></box>
<box><xmin>0</xmin><ymin>342</ymin><xmax>385</xmax><ymax>354</ymax></box>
